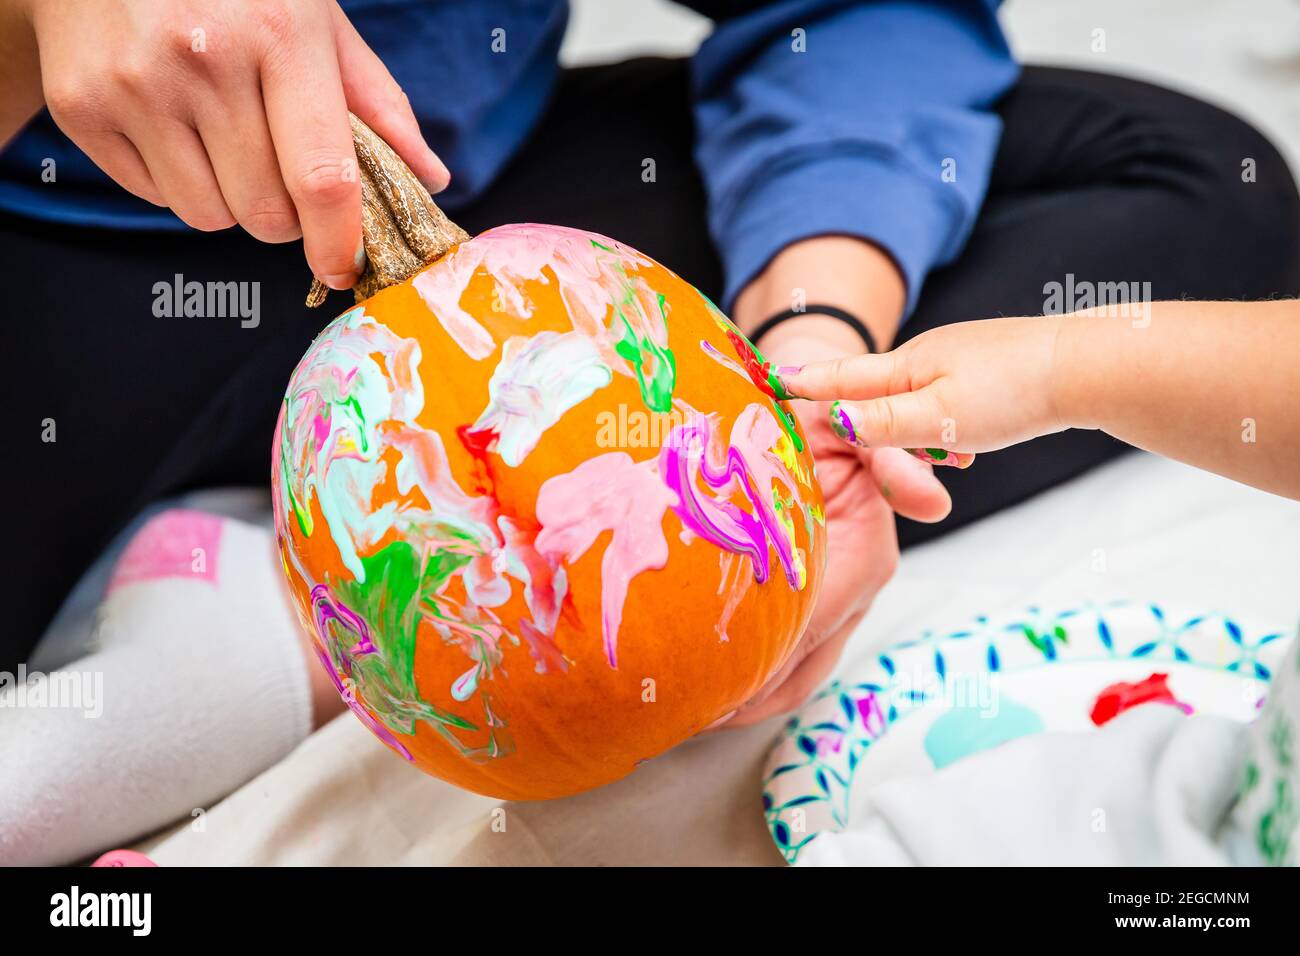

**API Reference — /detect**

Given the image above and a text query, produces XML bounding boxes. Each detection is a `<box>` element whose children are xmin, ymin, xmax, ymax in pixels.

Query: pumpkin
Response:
<box><xmin>272</xmin><ymin>116</ymin><xmax>826</xmax><ymax>800</ymax></box>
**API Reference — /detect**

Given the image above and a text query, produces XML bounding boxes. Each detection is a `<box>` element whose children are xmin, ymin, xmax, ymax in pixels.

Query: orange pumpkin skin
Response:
<box><xmin>273</xmin><ymin>223</ymin><xmax>826</xmax><ymax>800</ymax></box>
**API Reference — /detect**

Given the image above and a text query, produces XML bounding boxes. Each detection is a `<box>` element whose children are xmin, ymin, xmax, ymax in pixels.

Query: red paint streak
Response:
<box><xmin>1089</xmin><ymin>672</ymin><xmax>1192</xmax><ymax>726</ymax></box>
<box><xmin>725</xmin><ymin>329</ymin><xmax>778</xmax><ymax>400</ymax></box>
<box><xmin>456</xmin><ymin>424</ymin><xmax>497</xmax><ymax>496</ymax></box>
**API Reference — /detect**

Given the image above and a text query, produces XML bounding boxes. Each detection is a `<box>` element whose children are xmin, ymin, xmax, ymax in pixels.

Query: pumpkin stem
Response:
<box><xmin>306</xmin><ymin>113</ymin><xmax>470</xmax><ymax>307</ymax></box>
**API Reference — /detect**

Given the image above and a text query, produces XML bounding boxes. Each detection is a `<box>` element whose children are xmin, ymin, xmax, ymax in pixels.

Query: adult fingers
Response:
<box><xmin>867</xmin><ymin>446</ymin><xmax>952</xmax><ymax>522</ymax></box>
<box><xmin>831</xmin><ymin>394</ymin><xmax>977</xmax><ymax>469</ymax></box>
<box><xmin>196</xmin><ymin>83</ymin><xmax>301</xmax><ymax>244</ymax></box>
<box><xmin>60</xmin><ymin>128</ymin><xmax>164</xmax><ymax>206</ymax></box>
<box><xmin>259</xmin><ymin>8</ymin><xmax>361</xmax><ymax>288</ymax></box>
<box><xmin>828</xmin><ymin>389</ymin><xmax>948</xmax><ymax>452</ymax></box>
<box><xmin>330</xmin><ymin>1</ymin><xmax>450</xmax><ymax>193</ymax></box>
<box><xmin>122</xmin><ymin>119</ymin><xmax>234</xmax><ymax>231</ymax></box>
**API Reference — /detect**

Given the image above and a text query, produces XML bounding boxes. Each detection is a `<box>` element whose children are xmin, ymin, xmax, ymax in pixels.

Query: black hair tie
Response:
<box><xmin>748</xmin><ymin>304</ymin><xmax>878</xmax><ymax>354</ymax></box>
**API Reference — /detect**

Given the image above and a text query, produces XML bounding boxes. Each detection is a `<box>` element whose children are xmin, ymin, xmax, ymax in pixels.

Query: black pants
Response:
<box><xmin>4</xmin><ymin>63</ymin><xmax>1299</xmax><ymax>668</ymax></box>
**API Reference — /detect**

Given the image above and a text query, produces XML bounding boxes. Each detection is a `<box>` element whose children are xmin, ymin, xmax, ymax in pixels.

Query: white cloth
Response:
<box><xmin>799</xmin><ymin>703</ymin><xmax>1253</xmax><ymax>866</ymax></box>
<box><xmin>796</xmin><ymin>637</ymin><xmax>1300</xmax><ymax>867</ymax></box>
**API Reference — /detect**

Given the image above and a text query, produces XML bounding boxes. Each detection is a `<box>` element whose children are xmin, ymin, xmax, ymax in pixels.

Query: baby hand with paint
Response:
<box><xmin>776</xmin><ymin>301</ymin><xmax>1300</xmax><ymax>501</ymax></box>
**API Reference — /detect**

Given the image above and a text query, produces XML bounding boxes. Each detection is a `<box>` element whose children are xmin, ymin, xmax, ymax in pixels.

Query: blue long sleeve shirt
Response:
<box><xmin>0</xmin><ymin>0</ymin><xmax>1017</xmax><ymax>318</ymax></box>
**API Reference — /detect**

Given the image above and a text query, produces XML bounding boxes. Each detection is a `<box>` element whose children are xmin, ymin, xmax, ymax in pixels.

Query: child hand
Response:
<box><xmin>776</xmin><ymin>315</ymin><xmax>1074</xmax><ymax>465</ymax></box>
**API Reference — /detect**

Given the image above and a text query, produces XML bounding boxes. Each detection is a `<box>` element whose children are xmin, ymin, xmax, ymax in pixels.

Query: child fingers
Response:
<box><xmin>828</xmin><ymin>391</ymin><xmax>974</xmax><ymax>468</ymax></box>
<box><xmin>827</xmin><ymin>392</ymin><xmax>939</xmax><ymax>448</ymax></box>
<box><xmin>773</xmin><ymin>352</ymin><xmax>897</xmax><ymax>402</ymax></box>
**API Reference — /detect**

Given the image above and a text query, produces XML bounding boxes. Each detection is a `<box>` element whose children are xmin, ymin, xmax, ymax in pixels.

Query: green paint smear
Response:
<box><xmin>1257</xmin><ymin>778</ymin><xmax>1295</xmax><ymax>865</ymax></box>
<box><xmin>341</xmin><ymin>394</ymin><xmax>369</xmax><ymax>454</ymax></box>
<box><xmin>772</xmin><ymin>401</ymin><xmax>804</xmax><ymax>454</ymax></box>
<box><xmin>1019</xmin><ymin>623</ymin><xmax>1069</xmax><ymax>655</ymax></box>
<box><xmin>334</xmin><ymin>539</ymin><xmax>480</xmax><ymax>738</ymax></box>
<box><xmin>280</xmin><ymin>419</ymin><xmax>313</xmax><ymax>538</ymax></box>
<box><xmin>1241</xmin><ymin>760</ymin><xmax>1260</xmax><ymax>796</ymax></box>
<box><xmin>615</xmin><ymin>300</ymin><xmax>677</xmax><ymax>414</ymax></box>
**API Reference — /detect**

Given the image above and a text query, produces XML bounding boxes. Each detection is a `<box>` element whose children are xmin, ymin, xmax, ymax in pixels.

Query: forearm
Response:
<box><xmin>1057</xmin><ymin>300</ymin><xmax>1300</xmax><ymax>498</ymax></box>
<box><xmin>0</xmin><ymin>0</ymin><xmax>43</xmax><ymax>149</ymax></box>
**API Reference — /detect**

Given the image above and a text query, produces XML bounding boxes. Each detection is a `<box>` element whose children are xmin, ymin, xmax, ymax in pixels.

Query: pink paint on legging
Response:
<box><xmin>106</xmin><ymin>509</ymin><xmax>224</xmax><ymax>595</ymax></box>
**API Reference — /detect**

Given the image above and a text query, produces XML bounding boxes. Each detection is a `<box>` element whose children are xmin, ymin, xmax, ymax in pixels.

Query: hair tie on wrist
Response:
<box><xmin>748</xmin><ymin>304</ymin><xmax>878</xmax><ymax>354</ymax></box>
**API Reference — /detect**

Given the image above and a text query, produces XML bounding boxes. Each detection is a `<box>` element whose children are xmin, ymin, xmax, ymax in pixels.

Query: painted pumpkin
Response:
<box><xmin>271</xmin><ymin>117</ymin><xmax>826</xmax><ymax>800</ymax></box>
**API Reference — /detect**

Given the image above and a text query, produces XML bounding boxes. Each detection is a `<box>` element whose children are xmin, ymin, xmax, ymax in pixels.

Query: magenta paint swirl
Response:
<box><xmin>311</xmin><ymin>583</ymin><xmax>414</xmax><ymax>761</ymax></box>
<box><xmin>658</xmin><ymin>413</ymin><xmax>801</xmax><ymax>589</ymax></box>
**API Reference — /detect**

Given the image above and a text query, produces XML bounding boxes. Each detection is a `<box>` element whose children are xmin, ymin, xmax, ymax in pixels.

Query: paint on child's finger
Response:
<box><xmin>829</xmin><ymin>400</ymin><xmax>866</xmax><ymax>446</ymax></box>
<box><xmin>772</xmin><ymin>365</ymin><xmax>804</xmax><ymax>401</ymax></box>
<box><xmin>907</xmin><ymin>447</ymin><xmax>976</xmax><ymax>469</ymax></box>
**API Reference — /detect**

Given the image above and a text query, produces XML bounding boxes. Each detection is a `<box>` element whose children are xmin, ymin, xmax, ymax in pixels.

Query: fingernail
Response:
<box><xmin>419</xmin><ymin>154</ymin><xmax>452</xmax><ymax>195</ymax></box>
<box><xmin>907</xmin><ymin>447</ymin><xmax>976</xmax><ymax>469</ymax></box>
<box><xmin>771</xmin><ymin>364</ymin><xmax>803</xmax><ymax>401</ymax></box>
<box><xmin>322</xmin><ymin>273</ymin><xmax>357</xmax><ymax>291</ymax></box>
<box><xmin>829</xmin><ymin>400</ymin><xmax>866</xmax><ymax>446</ymax></box>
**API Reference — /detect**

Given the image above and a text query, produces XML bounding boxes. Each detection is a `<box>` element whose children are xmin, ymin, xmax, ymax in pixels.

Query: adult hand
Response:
<box><xmin>719</xmin><ymin>238</ymin><xmax>951</xmax><ymax>728</ymax></box>
<box><xmin>25</xmin><ymin>0</ymin><xmax>449</xmax><ymax>288</ymax></box>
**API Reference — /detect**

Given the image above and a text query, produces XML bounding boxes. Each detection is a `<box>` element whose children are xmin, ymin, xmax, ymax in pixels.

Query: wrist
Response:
<box><xmin>732</xmin><ymin>235</ymin><xmax>905</xmax><ymax>354</ymax></box>
<box><xmin>753</xmin><ymin>313</ymin><xmax>868</xmax><ymax>365</ymax></box>
<box><xmin>1050</xmin><ymin>310</ymin><xmax>1108</xmax><ymax>431</ymax></box>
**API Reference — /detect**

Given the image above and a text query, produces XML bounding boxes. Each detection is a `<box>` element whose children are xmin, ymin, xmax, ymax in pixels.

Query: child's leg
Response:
<box><xmin>0</xmin><ymin>510</ymin><xmax>323</xmax><ymax>865</ymax></box>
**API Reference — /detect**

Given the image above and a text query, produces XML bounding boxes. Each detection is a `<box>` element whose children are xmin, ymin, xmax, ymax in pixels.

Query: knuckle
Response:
<box><xmin>256</xmin><ymin>4</ymin><xmax>298</xmax><ymax>43</ymax></box>
<box><xmin>925</xmin><ymin>388</ymin><xmax>951</xmax><ymax>427</ymax></box>
<box><xmin>385</xmin><ymin>83</ymin><xmax>415</xmax><ymax>118</ymax></box>
<box><xmin>292</xmin><ymin>157</ymin><xmax>358</xmax><ymax>207</ymax></box>
<box><xmin>111</xmin><ymin>56</ymin><xmax>157</xmax><ymax>96</ymax></box>
<box><xmin>239</xmin><ymin>198</ymin><xmax>300</xmax><ymax>242</ymax></box>
<box><xmin>44</xmin><ymin>79</ymin><xmax>101</xmax><ymax>126</ymax></box>
<box><xmin>827</xmin><ymin>355</ymin><xmax>852</xmax><ymax>387</ymax></box>
<box><xmin>164</xmin><ymin>21</ymin><xmax>201</xmax><ymax>59</ymax></box>
<box><xmin>883</xmin><ymin>348</ymin><xmax>909</xmax><ymax>393</ymax></box>
<box><xmin>180</xmin><ymin>208</ymin><xmax>236</xmax><ymax>233</ymax></box>
<box><xmin>863</xmin><ymin>398</ymin><xmax>897</xmax><ymax>444</ymax></box>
